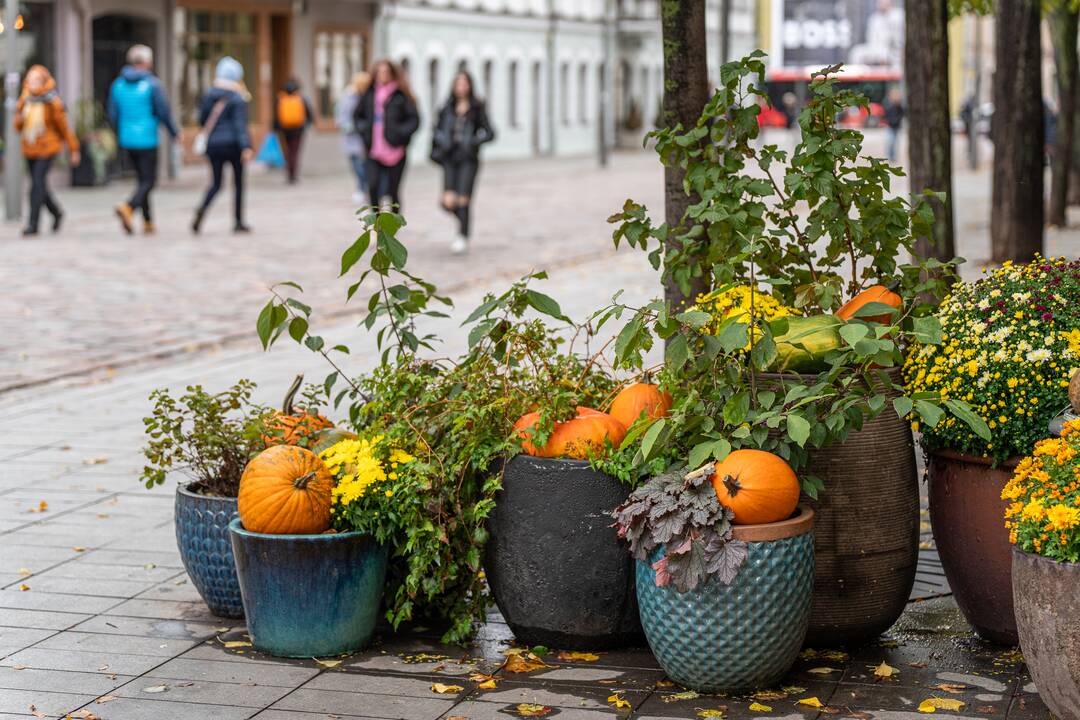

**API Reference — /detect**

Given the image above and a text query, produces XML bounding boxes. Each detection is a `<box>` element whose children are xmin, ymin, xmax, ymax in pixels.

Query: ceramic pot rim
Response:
<box><xmin>1012</xmin><ymin>546</ymin><xmax>1080</xmax><ymax>570</ymax></box>
<box><xmin>731</xmin><ymin>505</ymin><xmax>814</xmax><ymax>542</ymax></box>
<box><xmin>929</xmin><ymin>448</ymin><xmax>1021</xmax><ymax>469</ymax></box>
<box><xmin>177</xmin><ymin>482</ymin><xmax>237</xmax><ymax>502</ymax></box>
<box><xmin>227</xmin><ymin>516</ymin><xmax>371</xmax><ymax>542</ymax></box>
<box><xmin>507</xmin><ymin>454</ymin><xmax>593</xmax><ymax>469</ymax></box>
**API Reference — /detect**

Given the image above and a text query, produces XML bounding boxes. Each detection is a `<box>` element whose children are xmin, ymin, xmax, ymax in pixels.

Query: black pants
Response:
<box><xmin>442</xmin><ymin>158</ymin><xmax>479</xmax><ymax>237</ymax></box>
<box><xmin>126</xmin><ymin>148</ymin><xmax>158</xmax><ymax>222</ymax></box>
<box><xmin>281</xmin><ymin>130</ymin><xmax>303</xmax><ymax>182</ymax></box>
<box><xmin>199</xmin><ymin>147</ymin><xmax>245</xmax><ymax>226</ymax></box>
<box><xmin>26</xmin><ymin>156</ymin><xmax>60</xmax><ymax>231</ymax></box>
<box><xmin>366</xmin><ymin>157</ymin><xmax>407</xmax><ymax>211</ymax></box>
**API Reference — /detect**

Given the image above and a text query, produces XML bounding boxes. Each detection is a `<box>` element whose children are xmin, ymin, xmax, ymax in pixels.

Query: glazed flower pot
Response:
<box><xmin>483</xmin><ymin>455</ymin><xmax>643</xmax><ymax>649</ymax></box>
<box><xmin>765</xmin><ymin>368</ymin><xmax>919</xmax><ymax>646</ymax></box>
<box><xmin>1012</xmin><ymin>549</ymin><xmax>1080</xmax><ymax>719</ymax></box>
<box><xmin>228</xmin><ymin>518</ymin><xmax>388</xmax><ymax>657</ymax></box>
<box><xmin>636</xmin><ymin>507</ymin><xmax>815</xmax><ymax>693</ymax></box>
<box><xmin>928</xmin><ymin>449</ymin><xmax>1019</xmax><ymax>645</ymax></box>
<box><xmin>175</xmin><ymin>483</ymin><xmax>243</xmax><ymax>618</ymax></box>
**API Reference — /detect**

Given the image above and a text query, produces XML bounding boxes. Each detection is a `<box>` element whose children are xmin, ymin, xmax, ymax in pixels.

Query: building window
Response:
<box><xmin>508</xmin><ymin>60</ymin><xmax>519</xmax><ymax>128</ymax></box>
<box><xmin>560</xmin><ymin>62</ymin><xmax>570</xmax><ymax>125</ymax></box>
<box><xmin>314</xmin><ymin>29</ymin><xmax>365</xmax><ymax>124</ymax></box>
<box><xmin>175</xmin><ymin>9</ymin><xmax>259</xmax><ymax>127</ymax></box>
<box><xmin>428</xmin><ymin>57</ymin><xmax>441</xmax><ymax>114</ymax></box>
<box><xmin>578</xmin><ymin>62</ymin><xmax>588</xmax><ymax>124</ymax></box>
<box><xmin>482</xmin><ymin>59</ymin><xmax>494</xmax><ymax>104</ymax></box>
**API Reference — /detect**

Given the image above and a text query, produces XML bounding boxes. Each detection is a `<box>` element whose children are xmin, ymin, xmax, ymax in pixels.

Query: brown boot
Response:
<box><xmin>143</xmin><ymin>221</ymin><xmax>156</xmax><ymax>235</ymax></box>
<box><xmin>115</xmin><ymin>203</ymin><xmax>134</xmax><ymax>234</ymax></box>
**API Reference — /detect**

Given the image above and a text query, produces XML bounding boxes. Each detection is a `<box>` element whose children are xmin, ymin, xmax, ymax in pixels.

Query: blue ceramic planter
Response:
<box><xmin>175</xmin><ymin>483</ymin><xmax>244</xmax><ymax>618</ymax></box>
<box><xmin>228</xmin><ymin>518</ymin><xmax>388</xmax><ymax>658</ymax></box>
<box><xmin>636</xmin><ymin>508</ymin><xmax>815</xmax><ymax>693</ymax></box>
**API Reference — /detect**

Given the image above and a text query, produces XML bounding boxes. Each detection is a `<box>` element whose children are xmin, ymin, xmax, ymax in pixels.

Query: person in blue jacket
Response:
<box><xmin>191</xmin><ymin>57</ymin><xmax>253</xmax><ymax>234</ymax></box>
<box><xmin>108</xmin><ymin>44</ymin><xmax>178</xmax><ymax>235</ymax></box>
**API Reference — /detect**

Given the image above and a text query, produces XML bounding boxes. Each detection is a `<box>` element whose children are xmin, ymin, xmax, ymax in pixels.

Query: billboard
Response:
<box><xmin>773</xmin><ymin>0</ymin><xmax>904</xmax><ymax>70</ymax></box>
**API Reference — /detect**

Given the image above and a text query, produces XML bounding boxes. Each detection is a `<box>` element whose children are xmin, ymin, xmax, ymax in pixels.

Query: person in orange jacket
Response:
<box><xmin>13</xmin><ymin>65</ymin><xmax>80</xmax><ymax>236</ymax></box>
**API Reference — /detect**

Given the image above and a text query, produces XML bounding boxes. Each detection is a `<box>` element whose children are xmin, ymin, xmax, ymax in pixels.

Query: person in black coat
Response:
<box><xmin>430</xmin><ymin>71</ymin><xmax>495</xmax><ymax>254</ymax></box>
<box><xmin>352</xmin><ymin>59</ymin><xmax>419</xmax><ymax>211</ymax></box>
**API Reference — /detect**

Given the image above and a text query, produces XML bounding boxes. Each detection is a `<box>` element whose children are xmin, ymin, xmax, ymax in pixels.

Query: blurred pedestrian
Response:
<box><xmin>338</xmin><ymin>72</ymin><xmax>371</xmax><ymax>204</ymax></box>
<box><xmin>14</xmin><ymin>65</ymin><xmax>80</xmax><ymax>236</ymax></box>
<box><xmin>353</xmin><ymin>59</ymin><xmax>419</xmax><ymax>211</ymax></box>
<box><xmin>108</xmin><ymin>44</ymin><xmax>179</xmax><ymax>235</ymax></box>
<box><xmin>274</xmin><ymin>78</ymin><xmax>314</xmax><ymax>184</ymax></box>
<box><xmin>430</xmin><ymin>70</ymin><xmax>495</xmax><ymax>255</ymax></box>
<box><xmin>883</xmin><ymin>87</ymin><xmax>905</xmax><ymax>163</ymax></box>
<box><xmin>191</xmin><ymin>57</ymin><xmax>253</xmax><ymax>234</ymax></box>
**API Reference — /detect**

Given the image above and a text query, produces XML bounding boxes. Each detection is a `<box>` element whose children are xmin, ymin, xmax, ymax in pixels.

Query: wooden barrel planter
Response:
<box><xmin>764</xmin><ymin>368</ymin><xmax>919</xmax><ymax>646</ymax></box>
<box><xmin>483</xmin><ymin>455</ymin><xmax>643</xmax><ymax>649</ymax></box>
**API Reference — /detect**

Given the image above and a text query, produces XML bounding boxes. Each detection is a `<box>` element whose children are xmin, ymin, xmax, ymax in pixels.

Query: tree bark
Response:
<box><xmin>1069</xmin><ymin>87</ymin><xmax>1080</xmax><ymax>204</ymax></box>
<box><xmin>991</xmin><ymin>0</ymin><xmax>1044</xmax><ymax>262</ymax></box>
<box><xmin>660</xmin><ymin>0</ymin><xmax>711</xmax><ymax>310</ymax></box>
<box><xmin>904</xmin><ymin>0</ymin><xmax>955</xmax><ymax>262</ymax></box>
<box><xmin>1048</xmin><ymin>4</ymin><xmax>1078</xmax><ymax>226</ymax></box>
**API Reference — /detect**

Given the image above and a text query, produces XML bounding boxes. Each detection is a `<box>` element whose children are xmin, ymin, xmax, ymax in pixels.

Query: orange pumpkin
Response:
<box><xmin>837</xmin><ymin>284</ymin><xmax>902</xmax><ymax>325</ymax></box>
<box><xmin>710</xmin><ymin>449</ymin><xmax>799</xmax><ymax>525</ymax></box>
<box><xmin>514</xmin><ymin>407</ymin><xmax>627</xmax><ymax>460</ymax></box>
<box><xmin>238</xmin><ymin>445</ymin><xmax>334</xmax><ymax>534</ymax></box>
<box><xmin>263</xmin><ymin>374</ymin><xmax>334</xmax><ymax>447</ymax></box>
<box><xmin>608</xmin><ymin>383</ymin><xmax>673</xmax><ymax>429</ymax></box>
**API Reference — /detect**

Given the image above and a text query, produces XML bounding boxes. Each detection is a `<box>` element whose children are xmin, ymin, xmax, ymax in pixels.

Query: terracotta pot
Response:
<box><xmin>1012</xmin><ymin>549</ymin><xmax>1080</xmax><ymax>719</ymax></box>
<box><xmin>928</xmin><ymin>449</ymin><xmax>1019</xmax><ymax>645</ymax></box>
<box><xmin>763</xmin><ymin>368</ymin><xmax>919</xmax><ymax>646</ymax></box>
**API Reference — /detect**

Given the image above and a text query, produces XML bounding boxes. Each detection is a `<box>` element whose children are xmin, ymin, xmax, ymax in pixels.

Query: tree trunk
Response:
<box><xmin>1048</xmin><ymin>4</ymin><xmax>1078</xmax><ymax>226</ymax></box>
<box><xmin>991</xmin><ymin>0</ymin><xmax>1044</xmax><ymax>262</ymax></box>
<box><xmin>1069</xmin><ymin>87</ymin><xmax>1080</xmax><ymax>204</ymax></box>
<box><xmin>904</xmin><ymin>0</ymin><xmax>955</xmax><ymax>262</ymax></box>
<box><xmin>660</xmin><ymin>0</ymin><xmax>711</xmax><ymax>311</ymax></box>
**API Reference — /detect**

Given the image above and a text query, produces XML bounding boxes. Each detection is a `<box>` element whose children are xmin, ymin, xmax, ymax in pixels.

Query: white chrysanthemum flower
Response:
<box><xmin>1026</xmin><ymin>348</ymin><xmax>1052</xmax><ymax>363</ymax></box>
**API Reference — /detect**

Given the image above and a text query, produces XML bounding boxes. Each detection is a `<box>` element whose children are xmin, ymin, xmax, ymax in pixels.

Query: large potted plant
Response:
<box><xmin>70</xmin><ymin>99</ymin><xmax>117</xmax><ymax>187</ymax></box>
<box><xmin>141</xmin><ymin>381</ymin><xmax>266</xmax><ymax>618</ymax></box>
<box><xmin>605</xmin><ymin>53</ymin><xmax>986</xmax><ymax>646</ymax></box>
<box><xmin>613</xmin><ymin>453</ymin><xmax>814</xmax><ymax>692</ymax></box>
<box><xmin>904</xmin><ymin>257</ymin><xmax>1080</xmax><ymax>645</ymax></box>
<box><xmin>1004</xmin><ymin>419</ymin><xmax>1080</xmax><ymax>718</ymax></box>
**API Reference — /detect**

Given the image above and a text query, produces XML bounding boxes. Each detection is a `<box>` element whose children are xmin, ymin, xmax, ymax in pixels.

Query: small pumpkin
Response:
<box><xmin>514</xmin><ymin>407</ymin><xmax>627</xmax><ymax>460</ymax></box>
<box><xmin>238</xmin><ymin>444</ymin><xmax>334</xmax><ymax>534</ymax></box>
<box><xmin>263</xmin><ymin>374</ymin><xmax>334</xmax><ymax>447</ymax></box>
<box><xmin>608</xmin><ymin>383</ymin><xmax>672</xmax><ymax>429</ymax></box>
<box><xmin>710</xmin><ymin>449</ymin><xmax>799</xmax><ymax>525</ymax></box>
<box><xmin>837</xmin><ymin>283</ymin><xmax>902</xmax><ymax>325</ymax></box>
<box><xmin>310</xmin><ymin>427</ymin><xmax>359</xmax><ymax>455</ymax></box>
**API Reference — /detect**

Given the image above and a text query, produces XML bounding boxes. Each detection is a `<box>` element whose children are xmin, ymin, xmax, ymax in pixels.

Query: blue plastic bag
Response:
<box><xmin>256</xmin><ymin>133</ymin><xmax>285</xmax><ymax>168</ymax></box>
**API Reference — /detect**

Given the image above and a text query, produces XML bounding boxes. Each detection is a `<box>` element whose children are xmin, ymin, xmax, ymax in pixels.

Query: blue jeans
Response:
<box><xmin>348</xmin><ymin>154</ymin><xmax>367</xmax><ymax>192</ymax></box>
<box><xmin>886</xmin><ymin>127</ymin><xmax>900</xmax><ymax>163</ymax></box>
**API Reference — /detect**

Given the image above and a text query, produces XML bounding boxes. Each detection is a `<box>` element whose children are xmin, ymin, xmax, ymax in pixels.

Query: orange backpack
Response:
<box><xmin>277</xmin><ymin>93</ymin><xmax>306</xmax><ymax>129</ymax></box>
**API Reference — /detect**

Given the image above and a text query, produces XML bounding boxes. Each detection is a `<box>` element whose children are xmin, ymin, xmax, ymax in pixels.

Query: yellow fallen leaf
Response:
<box><xmin>934</xmin><ymin>683</ymin><xmax>967</xmax><ymax>694</ymax></box>
<box><xmin>798</xmin><ymin>697</ymin><xmax>825</xmax><ymax>708</ymax></box>
<box><xmin>502</xmin><ymin>649</ymin><xmax>549</xmax><ymax>673</ymax></box>
<box><xmin>752</xmin><ymin>690</ymin><xmax>786</xmax><ymax>701</ymax></box>
<box><xmin>808</xmin><ymin>666</ymin><xmax>840</xmax><ymax>674</ymax></box>
<box><xmin>697</xmin><ymin>710</ymin><xmax>724</xmax><ymax>718</ymax></box>
<box><xmin>516</xmin><ymin>703</ymin><xmax>553</xmax><ymax>717</ymax></box>
<box><xmin>95</xmin><ymin>695</ymin><xmax>117</xmax><ymax>704</ymax></box>
<box><xmin>919</xmin><ymin>698</ymin><xmax>966</xmax><ymax>713</ymax></box>
<box><xmin>478</xmin><ymin>678</ymin><xmax>497</xmax><ymax>690</ymax></box>
<box><xmin>18</xmin><ymin>568</ymin><xmax>31</xmax><ymax>576</ymax></box>
<box><xmin>661</xmin><ymin>690</ymin><xmax>700</xmax><ymax>702</ymax></box>
<box><xmin>314</xmin><ymin>658</ymin><xmax>342</xmax><ymax>669</ymax></box>
<box><xmin>748</xmin><ymin>701</ymin><xmax>773</xmax><ymax>712</ymax></box>
<box><xmin>431</xmin><ymin>683</ymin><xmax>464</xmax><ymax>694</ymax></box>
<box><xmin>27</xmin><ymin>501</ymin><xmax>48</xmax><ymax>513</ymax></box>
<box><xmin>607</xmin><ymin>693</ymin><xmax>631</xmax><ymax>710</ymax></box>
<box><xmin>873</xmin><ymin>661</ymin><xmax>899</xmax><ymax>679</ymax></box>
<box><xmin>18</xmin><ymin>584</ymin><xmax>29</xmax><ymax>592</ymax></box>
<box><xmin>222</xmin><ymin>641</ymin><xmax>252</xmax><ymax>648</ymax></box>
<box><xmin>73</xmin><ymin>546</ymin><xmax>86</xmax><ymax>552</ymax></box>
<box><xmin>558</xmin><ymin>651</ymin><xmax>600</xmax><ymax>662</ymax></box>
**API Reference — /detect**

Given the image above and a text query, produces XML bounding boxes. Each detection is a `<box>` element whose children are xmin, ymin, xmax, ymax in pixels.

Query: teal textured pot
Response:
<box><xmin>636</xmin><ymin>507</ymin><xmax>815</xmax><ymax>693</ymax></box>
<box><xmin>228</xmin><ymin>519</ymin><xmax>387</xmax><ymax>658</ymax></box>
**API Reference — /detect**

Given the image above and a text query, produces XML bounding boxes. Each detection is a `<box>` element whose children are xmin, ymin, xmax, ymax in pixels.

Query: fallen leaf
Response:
<box><xmin>96</xmin><ymin>513</ymin><xmax>109</xmax><ymax>519</ymax></box>
<box><xmin>18</xmin><ymin>584</ymin><xmax>29</xmax><ymax>592</ymax></box>
<box><xmin>655</xmin><ymin>679</ymin><xmax>675</xmax><ymax>688</ymax></box>
<box><xmin>222</xmin><ymin>640</ymin><xmax>252</xmax><ymax>648</ymax></box>
<box><xmin>430</xmin><ymin>683</ymin><xmax>464</xmax><ymax>694</ymax></box>
<box><xmin>873</xmin><ymin>662</ymin><xmax>899</xmax><ymax>679</ymax></box>
<box><xmin>27</xmin><ymin>500</ymin><xmax>48</xmax><ymax>513</ymax></box>
<box><xmin>798</xmin><ymin>697</ymin><xmax>825</xmax><ymax>708</ymax></box>
<box><xmin>558</xmin><ymin>651</ymin><xmax>600</xmax><ymax>662</ymax></box>
<box><xmin>175</xmin><ymin>682</ymin><xmax>194</xmax><ymax>687</ymax></box>
<box><xmin>976</xmin><ymin>705</ymin><xmax>998</xmax><ymax>714</ymax></box>
<box><xmin>67</xmin><ymin>711</ymin><xmax>101</xmax><ymax>720</ymax></box>
<box><xmin>808</xmin><ymin>667</ymin><xmax>840</xmax><ymax>674</ymax></box>
<box><xmin>12</xmin><ymin>665</ymin><xmax>27</xmax><ymax>670</ymax></box>
<box><xmin>697</xmin><ymin>710</ymin><xmax>724</xmax><ymax>718</ymax></box>
<box><xmin>96</xmin><ymin>695</ymin><xmax>117</xmax><ymax>704</ymax></box>
<box><xmin>142</xmin><ymin>685</ymin><xmax>168</xmax><ymax>693</ymax></box>
<box><xmin>516</xmin><ymin>703</ymin><xmax>553</xmax><ymax>717</ymax></box>
<box><xmin>502</xmin><ymin>648</ymin><xmax>549</xmax><ymax>673</ymax></box>
<box><xmin>919</xmin><ymin>697</ymin><xmax>966</xmax><ymax>713</ymax></box>
<box><xmin>908</xmin><ymin>661</ymin><xmax>929</xmax><ymax>668</ymax></box>
<box><xmin>935</xmin><ymin>683</ymin><xmax>967</xmax><ymax>694</ymax></box>
<box><xmin>661</xmin><ymin>690</ymin><xmax>700</xmax><ymax>702</ymax></box>
<box><xmin>819</xmin><ymin>650</ymin><xmax>849</xmax><ymax>661</ymax></box>
<box><xmin>748</xmin><ymin>701</ymin><xmax>773</xmax><ymax>712</ymax></box>
<box><xmin>73</xmin><ymin>546</ymin><xmax>86</xmax><ymax>552</ymax></box>
<box><xmin>607</xmin><ymin>693</ymin><xmax>631</xmax><ymax>710</ymax></box>
<box><xmin>446</xmin><ymin>717</ymin><xmax>469</xmax><ymax>720</ymax></box>
<box><xmin>315</xmin><ymin>658</ymin><xmax>343</xmax><ymax>669</ymax></box>
<box><xmin>18</xmin><ymin>568</ymin><xmax>32</xmax><ymax>576</ymax></box>
<box><xmin>401</xmin><ymin>652</ymin><xmax>449</xmax><ymax>664</ymax></box>
<box><xmin>781</xmin><ymin>686</ymin><xmax>806</xmax><ymax>694</ymax></box>
<box><xmin>752</xmin><ymin>690</ymin><xmax>787</xmax><ymax>701</ymax></box>
<box><xmin>83</xmin><ymin>456</ymin><xmax>108</xmax><ymax>465</ymax></box>
<box><xmin>478</xmin><ymin>678</ymin><xmax>498</xmax><ymax>690</ymax></box>
<box><xmin>919</xmin><ymin>540</ymin><xmax>933</xmax><ymax>549</ymax></box>
<box><xmin>30</xmin><ymin>709</ymin><xmax>45</xmax><ymax>719</ymax></box>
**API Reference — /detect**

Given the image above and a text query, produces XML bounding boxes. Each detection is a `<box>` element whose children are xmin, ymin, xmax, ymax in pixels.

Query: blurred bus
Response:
<box><xmin>764</xmin><ymin>66</ymin><xmax>902</xmax><ymax>128</ymax></box>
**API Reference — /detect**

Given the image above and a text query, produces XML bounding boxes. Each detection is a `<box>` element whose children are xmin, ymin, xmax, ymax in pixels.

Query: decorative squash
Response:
<box><xmin>263</xmin><ymin>374</ymin><xmax>334</xmax><ymax>447</ymax></box>
<box><xmin>608</xmin><ymin>383</ymin><xmax>673</xmax><ymax>429</ymax></box>
<box><xmin>311</xmin><ymin>427</ymin><xmax>359</xmax><ymax>455</ymax></box>
<box><xmin>837</xmin><ymin>284</ymin><xmax>902</xmax><ymax>325</ymax></box>
<box><xmin>239</xmin><ymin>445</ymin><xmax>334</xmax><ymax>534</ymax></box>
<box><xmin>514</xmin><ymin>407</ymin><xmax>627</xmax><ymax>460</ymax></box>
<box><xmin>710</xmin><ymin>449</ymin><xmax>799</xmax><ymax>525</ymax></box>
<box><xmin>768</xmin><ymin>315</ymin><xmax>844</xmax><ymax>374</ymax></box>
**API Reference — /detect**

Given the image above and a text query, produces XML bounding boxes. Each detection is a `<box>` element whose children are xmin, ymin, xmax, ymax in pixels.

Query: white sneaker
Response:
<box><xmin>450</xmin><ymin>235</ymin><xmax>468</xmax><ymax>255</ymax></box>
<box><xmin>351</xmin><ymin>191</ymin><xmax>366</xmax><ymax>205</ymax></box>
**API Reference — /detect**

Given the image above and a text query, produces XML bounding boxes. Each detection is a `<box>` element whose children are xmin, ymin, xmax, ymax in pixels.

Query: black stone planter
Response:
<box><xmin>484</xmin><ymin>455</ymin><xmax>642</xmax><ymax>649</ymax></box>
